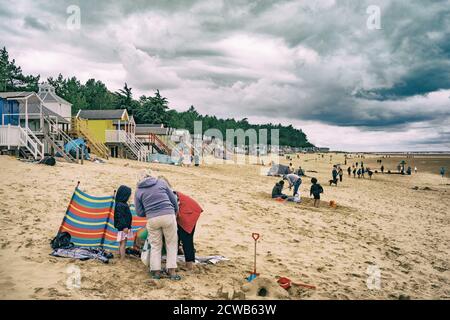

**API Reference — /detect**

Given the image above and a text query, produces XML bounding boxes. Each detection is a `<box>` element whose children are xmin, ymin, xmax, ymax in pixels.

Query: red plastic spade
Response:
<box><xmin>246</xmin><ymin>233</ymin><xmax>260</xmax><ymax>282</ymax></box>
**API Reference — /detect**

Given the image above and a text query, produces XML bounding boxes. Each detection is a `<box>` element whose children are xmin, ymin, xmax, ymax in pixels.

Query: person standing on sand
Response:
<box><xmin>332</xmin><ymin>166</ymin><xmax>338</xmax><ymax>184</ymax></box>
<box><xmin>194</xmin><ymin>154</ymin><xmax>200</xmax><ymax>167</ymax></box>
<box><xmin>338</xmin><ymin>167</ymin><xmax>344</xmax><ymax>182</ymax></box>
<box><xmin>357</xmin><ymin>168</ymin><xmax>361</xmax><ymax>178</ymax></box>
<box><xmin>114</xmin><ymin>185</ymin><xmax>133</xmax><ymax>261</ymax></box>
<box><xmin>347</xmin><ymin>166</ymin><xmax>352</xmax><ymax>177</ymax></box>
<box><xmin>381</xmin><ymin>165</ymin><xmax>385</xmax><ymax>174</ymax></box>
<box><xmin>414</xmin><ymin>166</ymin><xmax>417</xmax><ymax>174</ymax></box>
<box><xmin>175</xmin><ymin>191</ymin><xmax>203</xmax><ymax>271</ymax></box>
<box><xmin>134</xmin><ymin>170</ymin><xmax>181</xmax><ymax>281</ymax></box>
<box><xmin>310</xmin><ymin>178</ymin><xmax>323</xmax><ymax>208</ymax></box>
<box><xmin>441</xmin><ymin>167</ymin><xmax>446</xmax><ymax>178</ymax></box>
<box><xmin>353</xmin><ymin>167</ymin><xmax>357</xmax><ymax>178</ymax></box>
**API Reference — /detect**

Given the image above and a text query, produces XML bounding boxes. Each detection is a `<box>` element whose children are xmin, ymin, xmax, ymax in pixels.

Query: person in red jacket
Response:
<box><xmin>174</xmin><ymin>191</ymin><xmax>203</xmax><ymax>271</ymax></box>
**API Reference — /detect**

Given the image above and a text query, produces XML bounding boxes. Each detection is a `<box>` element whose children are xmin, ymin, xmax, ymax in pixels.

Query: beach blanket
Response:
<box><xmin>166</xmin><ymin>255</ymin><xmax>229</xmax><ymax>265</ymax></box>
<box><xmin>57</xmin><ymin>186</ymin><xmax>147</xmax><ymax>251</ymax></box>
<box><xmin>140</xmin><ymin>239</ymin><xmax>229</xmax><ymax>266</ymax></box>
<box><xmin>50</xmin><ymin>247</ymin><xmax>112</xmax><ymax>263</ymax></box>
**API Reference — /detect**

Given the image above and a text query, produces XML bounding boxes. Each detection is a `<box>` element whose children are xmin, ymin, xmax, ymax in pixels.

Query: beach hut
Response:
<box><xmin>0</xmin><ymin>91</ymin><xmax>74</xmax><ymax>161</ymax></box>
<box><xmin>135</xmin><ymin>123</ymin><xmax>174</xmax><ymax>155</ymax></box>
<box><xmin>38</xmin><ymin>83</ymin><xmax>72</xmax><ymax>128</ymax></box>
<box><xmin>75</xmin><ymin>109</ymin><xmax>149</xmax><ymax>160</ymax></box>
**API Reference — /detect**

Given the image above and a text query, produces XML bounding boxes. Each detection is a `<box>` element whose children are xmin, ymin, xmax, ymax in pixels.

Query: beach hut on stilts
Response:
<box><xmin>73</xmin><ymin>109</ymin><xmax>150</xmax><ymax>161</ymax></box>
<box><xmin>0</xmin><ymin>83</ymin><xmax>80</xmax><ymax>162</ymax></box>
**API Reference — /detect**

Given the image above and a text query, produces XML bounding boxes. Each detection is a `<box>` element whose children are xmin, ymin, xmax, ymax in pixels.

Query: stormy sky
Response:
<box><xmin>1</xmin><ymin>0</ymin><xmax>449</xmax><ymax>151</ymax></box>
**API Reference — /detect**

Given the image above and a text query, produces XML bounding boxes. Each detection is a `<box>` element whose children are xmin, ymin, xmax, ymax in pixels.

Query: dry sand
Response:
<box><xmin>0</xmin><ymin>153</ymin><xmax>449</xmax><ymax>300</ymax></box>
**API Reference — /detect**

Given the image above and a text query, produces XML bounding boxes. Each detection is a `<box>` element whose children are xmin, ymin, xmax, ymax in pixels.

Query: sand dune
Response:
<box><xmin>0</xmin><ymin>153</ymin><xmax>449</xmax><ymax>300</ymax></box>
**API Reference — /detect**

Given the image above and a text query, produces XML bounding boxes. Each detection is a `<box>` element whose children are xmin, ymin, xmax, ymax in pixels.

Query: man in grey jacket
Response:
<box><xmin>134</xmin><ymin>170</ymin><xmax>181</xmax><ymax>280</ymax></box>
<box><xmin>283</xmin><ymin>173</ymin><xmax>302</xmax><ymax>196</ymax></box>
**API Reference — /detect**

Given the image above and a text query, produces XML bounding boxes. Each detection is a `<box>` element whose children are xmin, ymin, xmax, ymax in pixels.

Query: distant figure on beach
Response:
<box><xmin>310</xmin><ymin>178</ymin><xmax>323</xmax><ymax>208</ymax></box>
<box><xmin>194</xmin><ymin>154</ymin><xmax>200</xmax><ymax>167</ymax></box>
<box><xmin>347</xmin><ymin>166</ymin><xmax>351</xmax><ymax>177</ymax></box>
<box><xmin>135</xmin><ymin>170</ymin><xmax>180</xmax><ymax>281</ymax></box>
<box><xmin>406</xmin><ymin>166</ymin><xmax>412</xmax><ymax>175</ymax></box>
<box><xmin>338</xmin><ymin>167</ymin><xmax>344</xmax><ymax>182</ymax></box>
<box><xmin>114</xmin><ymin>185</ymin><xmax>133</xmax><ymax>261</ymax></box>
<box><xmin>356</xmin><ymin>162</ymin><xmax>359</xmax><ymax>168</ymax></box>
<box><xmin>414</xmin><ymin>166</ymin><xmax>417</xmax><ymax>174</ymax></box>
<box><xmin>289</xmin><ymin>163</ymin><xmax>294</xmax><ymax>173</ymax></box>
<box><xmin>381</xmin><ymin>165</ymin><xmax>385</xmax><ymax>174</ymax></box>
<box><xmin>353</xmin><ymin>167</ymin><xmax>357</xmax><ymax>178</ymax></box>
<box><xmin>361</xmin><ymin>166</ymin><xmax>365</xmax><ymax>178</ymax></box>
<box><xmin>179</xmin><ymin>153</ymin><xmax>184</xmax><ymax>166</ymax></box>
<box><xmin>357</xmin><ymin>168</ymin><xmax>361</xmax><ymax>178</ymax></box>
<box><xmin>297</xmin><ymin>166</ymin><xmax>305</xmax><ymax>176</ymax></box>
<box><xmin>330</xmin><ymin>165</ymin><xmax>339</xmax><ymax>186</ymax></box>
<box><xmin>283</xmin><ymin>173</ymin><xmax>302</xmax><ymax>196</ymax></box>
<box><xmin>440</xmin><ymin>167</ymin><xmax>446</xmax><ymax>178</ymax></box>
<box><xmin>183</xmin><ymin>153</ymin><xmax>192</xmax><ymax>167</ymax></box>
<box><xmin>272</xmin><ymin>180</ymin><xmax>288</xmax><ymax>199</ymax></box>
<box><xmin>368</xmin><ymin>169</ymin><xmax>373</xmax><ymax>179</ymax></box>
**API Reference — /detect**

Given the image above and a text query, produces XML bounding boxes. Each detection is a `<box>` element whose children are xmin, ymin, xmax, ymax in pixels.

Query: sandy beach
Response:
<box><xmin>0</xmin><ymin>153</ymin><xmax>449</xmax><ymax>300</ymax></box>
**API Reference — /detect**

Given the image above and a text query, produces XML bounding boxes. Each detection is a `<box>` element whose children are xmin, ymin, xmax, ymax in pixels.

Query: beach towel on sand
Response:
<box><xmin>50</xmin><ymin>247</ymin><xmax>112</xmax><ymax>263</ymax></box>
<box><xmin>140</xmin><ymin>241</ymin><xmax>229</xmax><ymax>267</ymax></box>
<box><xmin>164</xmin><ymin>255</ymin><xmax>229</xmax><ymax>265</ymax></box>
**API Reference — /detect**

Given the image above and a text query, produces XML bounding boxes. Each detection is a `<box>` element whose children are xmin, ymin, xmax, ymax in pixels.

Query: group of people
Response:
<box><xmin>271</xmin><ymin>173</ymin><xmax>323</xmax><ymax>208</ymax></box>
<box><xmin>113</xmin><ymin>170</ymin><xmax>203</xmax><ymax>281</ymax></box>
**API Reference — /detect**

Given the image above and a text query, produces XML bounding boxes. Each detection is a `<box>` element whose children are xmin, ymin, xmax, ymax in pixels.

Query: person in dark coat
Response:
<box><xmin>272</xmin><ymin>181</ymin><xmax>288</xmax><ymax>199</ymax></box>
<box><xmin>114</xmin><ymin>185</ymin><xmax>133</xmax><ymax>261</ymax></box>
<box><xmin>310</xmin><ymin>177</ymin><xmax>324</xmax><ymax>208</ymax></box>
<box><xmin>332</xmin><ymin>166</ymin><xmax>339</xmax><ymax>185</ymax></box>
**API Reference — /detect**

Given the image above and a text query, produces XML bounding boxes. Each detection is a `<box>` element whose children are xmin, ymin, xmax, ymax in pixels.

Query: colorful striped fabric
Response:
<box><xmin>59</xmin><ymin>187</ymin><xmax>147</xmax><ymax>251</ymax></box>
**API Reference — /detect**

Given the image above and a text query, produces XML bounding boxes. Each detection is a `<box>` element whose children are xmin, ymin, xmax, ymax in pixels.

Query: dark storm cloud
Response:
<box><xmin>1</xmin><ymin>0</ymin><xmax>449</xmax><ymax>150</ymax></box>
<box><xmin>23</xmin><ymin>16</ymin><xmax>52</xmax><ymax>31</ymax></box>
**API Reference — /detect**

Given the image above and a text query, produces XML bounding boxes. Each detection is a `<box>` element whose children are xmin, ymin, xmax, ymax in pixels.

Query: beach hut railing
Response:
<box><xmin>0</xmin><ymin>124</ymin><xmax>44</xmax><ymax>159</ymax></box>
<box><xmin>18</xmin><ymin>126</ymin><xmax>44</xmax><ymax>159</ymax></box>
<box><xmin>106</xmin><ymin>129</ymin><xmax>150</xmax><ymax>161</ymax></box>
<box><xmin>0</xmin><ymin>124</ymin><xmax>20</xmax><ymax>148</ymax></box>
<box><xmin>73</xmin><ymin>118</ymin><xmax>109</xmax><ymax>159</ymax></box>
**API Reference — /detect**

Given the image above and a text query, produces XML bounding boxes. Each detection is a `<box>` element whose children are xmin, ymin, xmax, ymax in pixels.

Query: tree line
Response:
<box><xmin>0</xmin><ymin>47</ymin><xmax>313</xmax><ymax>147</ymax></box>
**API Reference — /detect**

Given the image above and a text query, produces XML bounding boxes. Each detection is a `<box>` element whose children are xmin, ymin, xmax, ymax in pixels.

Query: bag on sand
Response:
<box><xmin>140</xmin><ymin>239</ymin><xmax>151</xmax><ymax>267</ymax></box>
<box><xmin>50</xmin><ymin>232</ymin><xmax>73</xmax><ymax>249</ymax></box>
<box><xmin>40</xmin><ymin>156</ymin><xmax>56</xmax><ymax>166</ymax></box>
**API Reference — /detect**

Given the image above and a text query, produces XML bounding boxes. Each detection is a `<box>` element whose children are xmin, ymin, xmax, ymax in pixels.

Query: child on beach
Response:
<box><xmin>114</xmin><ymin>185</ymin><xmax>133</xmax><ymax>261</ymax></box>
<box><xmin>310</xmin><ymin>178</ymin><xmax>323</xmax><ymax>208</ymax></box>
